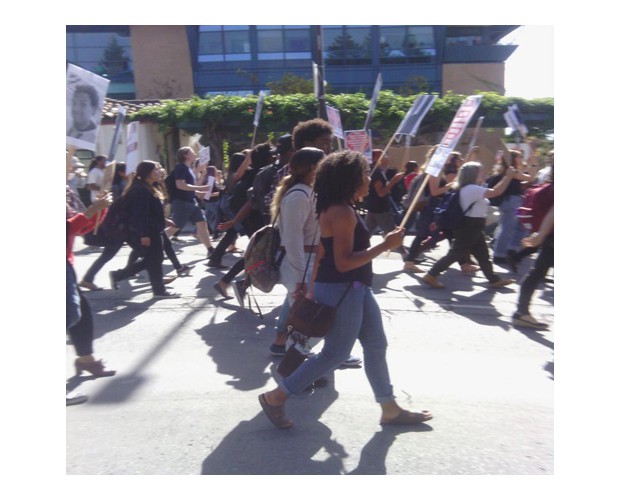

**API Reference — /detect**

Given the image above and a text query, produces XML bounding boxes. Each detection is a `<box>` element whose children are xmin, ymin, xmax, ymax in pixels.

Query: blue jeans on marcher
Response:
<box><xmin>280</xmin><ymin>282</ymin><xmax>395</xmax><ymax>403</ymax></box>
<box><xmin>67</xmin><ymin>259</ymin><xmax>81</xmax><ymax>329</ymax></box>
<box><xmin>493</xmin><ymin>194</ymin><xmax>525</xmax><ymax>259</ymax></box>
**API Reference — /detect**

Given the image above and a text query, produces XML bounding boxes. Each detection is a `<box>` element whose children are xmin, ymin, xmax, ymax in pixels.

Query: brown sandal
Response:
<box><xmin>380</xmin><ymin>409</ymin><xmax>433</xmax><ymax>426</ymax></box>
<box><xmin>259</xmin><ymin>394</ymin><xmax>293</xmax><ymax>429</ymax></box>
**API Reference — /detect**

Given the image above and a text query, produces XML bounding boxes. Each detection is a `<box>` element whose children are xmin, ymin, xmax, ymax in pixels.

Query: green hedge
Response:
<box><xmin>130</xmin><ymin>91</ymin><xmax>553</xmax><ymax>163</ymax></box>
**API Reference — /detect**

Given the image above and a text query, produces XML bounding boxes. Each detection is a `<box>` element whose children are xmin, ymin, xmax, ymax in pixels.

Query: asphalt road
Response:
<box><xmin>66</xmin><ymin>232</ymin><xmax>554</xmax><ymax>476</ymax></box>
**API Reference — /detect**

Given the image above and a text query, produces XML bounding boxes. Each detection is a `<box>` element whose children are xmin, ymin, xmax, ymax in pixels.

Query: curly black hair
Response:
<box><xmin>292</xmin><ymin>118</ymin><xmax>333</xmax><ymax>150</ymax></box>
<box><xmin>314</xmin><ymin>150</ymin><xmax>368</xmax><ymax>214</ymax></box>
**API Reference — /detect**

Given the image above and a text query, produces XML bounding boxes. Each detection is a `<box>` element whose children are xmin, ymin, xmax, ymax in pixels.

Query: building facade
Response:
<box><xmin>67</xmin><ymin>25</ymin><xmax>519</xmax><ymax>100</ymax></box>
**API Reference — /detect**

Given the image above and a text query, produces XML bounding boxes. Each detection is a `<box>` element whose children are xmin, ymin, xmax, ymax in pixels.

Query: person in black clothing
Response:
<box><xmin>364</xmin><ymin>149</ymin><xmax>404</xmax><ymax>236</ymax></box>
<box><xmin>109</xmin><ymin>161</ymin><xmax>180</xmax><ymax>299</ymax></box>
<box><xmin>209</xmin><ymin>143</ymin><xmax>275</xmax><ymax>296</ymax></box>
<box><xmin>167</xmin><ymin>146</ymin><xmax>214</xmax><ymax>257</ymax></box>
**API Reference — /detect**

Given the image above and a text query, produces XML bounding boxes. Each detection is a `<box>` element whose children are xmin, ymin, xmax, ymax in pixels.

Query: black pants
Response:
<box><xmin>208</xmin><ymin>227</ymin><xmax>238</xmax><ymax>264</ymax></box>
<box><xmin>516</xmin><ymin>235</ymin><xmax>554</xmax><ymax>315</ymax></box>
<box><xmin>429</xmin><ymin>217</ymin><xmax>498</xmax><ymax>282</ymax></box>
<box><xmin>115</xmin><ymin>232</ymin><xmax>166</xmax><ymax>295</ymax></box>
<box><xmin>162</xmin><ymin>232</ymin><xmax>181</xmax><ymax>269</ymax></box>
<box><xmin>67</xmin><ymin>288</ymin><xmax>94</xmax><ymax>357</ymax></box>
<box><xmin>83</xmin><ymin>241</ymin><xmax>124</xmax><ymax>283</ymax></box>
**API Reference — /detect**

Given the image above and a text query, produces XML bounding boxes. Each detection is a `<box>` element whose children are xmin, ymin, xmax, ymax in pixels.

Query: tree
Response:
<box><xmin>99</xmin><ymin>35</ymin><xmax>129</xmax><ymax>76</ymax></box>
<box><xmin>266</xmin><ymin>73</ymin><xmax>315</xmax><ymax>95</ymax></box>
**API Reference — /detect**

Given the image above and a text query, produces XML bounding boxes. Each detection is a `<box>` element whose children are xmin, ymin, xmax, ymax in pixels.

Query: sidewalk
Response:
<box><xmin>67</xmin><ymin>233</ymin><xmax>553</xmax><ymax>475</ymax></box>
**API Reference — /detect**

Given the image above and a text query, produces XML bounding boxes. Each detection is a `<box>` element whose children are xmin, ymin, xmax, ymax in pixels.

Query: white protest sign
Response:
<box><xmin>66</xmin><ymin>63</ymin><xmax>110</xmax><ymax>152</ymax></box>
<box><xmin>204</xmin><ymin>175</ymin><xmax>216</xmax><ymax>201</ymax></box>
<box><xmin>198</xmin><ymin>146</ymin><xmax>211</xmax><ymax>166</ymax></box>
<box><xmin>345</xmin><ymin>129</ymin><xmax>373</xmax><ymax>163</ymax></box>
<box><xmin>253</xmin><ymin>91</ymin><xmax>265</xmax><ymax>127</ymax></box>
<box><xmin>425</xmin><ymin>95</ymin><xmax>483</xmax><ymax>178</ymax></box>
<box><xmin>125</xmin><ymin>121</ymin><xmax>139</xmax><ymax>175</ymax></box>
<box><xmin>326</xmin><ymin>105</ymin><xmax>344</xmax><ymax>140</ymax></box>
<box><xmin>108</xmin><ymin>105</ymin><xmax>126</xmax><ymax>161</ymax></box>
<box><xmin>364</xmin><ymin>73</ymin><xmax>383</xmax><ymax>131</ymax></box>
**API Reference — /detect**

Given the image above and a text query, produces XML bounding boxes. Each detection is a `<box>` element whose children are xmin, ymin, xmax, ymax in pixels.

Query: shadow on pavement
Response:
<box><xmin>201</xmin><ymin>382</ymin><xmax>349</xmax><ymax>474</ymax></box>
<box><xmin>194</xmin><ymin>303</ymin><xmax>282</xmax><ymax>392</ymax></box>
<box><xmin>347</xmin><ymin>424</ymin><xmax>433</xmax><ymax>475</ymax></box>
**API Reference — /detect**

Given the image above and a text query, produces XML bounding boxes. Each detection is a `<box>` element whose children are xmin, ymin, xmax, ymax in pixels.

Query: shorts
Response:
<box><xmin>171</xmin><ymin>199</ymin><xmax>206</xmax><ymax>229</ymax></box>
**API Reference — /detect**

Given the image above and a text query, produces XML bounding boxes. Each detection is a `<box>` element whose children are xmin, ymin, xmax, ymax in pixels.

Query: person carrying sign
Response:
<box><xmin>364</xmin><ymin>149</ymin><xmax>404</xmax><ymax>239</ymax></box>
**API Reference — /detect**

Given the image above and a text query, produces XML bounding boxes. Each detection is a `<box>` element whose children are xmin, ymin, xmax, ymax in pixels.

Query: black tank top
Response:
<box><xmin>316</xmin><ymin>211</ymin><xmax>373</xmax><ymax>286</ymax></box>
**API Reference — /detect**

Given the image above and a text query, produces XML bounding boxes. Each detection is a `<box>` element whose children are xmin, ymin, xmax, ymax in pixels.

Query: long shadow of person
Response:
<box><xmin>347</xmin><ymin>424</ymin><xmax>433</xmax><ymax>475</ymax></box>
<box><xmin>194</xmin><ymin>305</ymin><xmax>281</xmax><ymax>392</ymax></box>
<box><xmin>201</xmin><ymin>374</ymin><xmax>349</xmax><ymax>475</ymax></box>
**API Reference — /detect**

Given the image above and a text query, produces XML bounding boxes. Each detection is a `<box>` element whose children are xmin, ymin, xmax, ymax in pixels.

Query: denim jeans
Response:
<box><xmin>493</xmin><ymin>194</ymin><xmax>525</xmax><ymax>258</ymax></box>
<box><xmin>516</xmin><ymin>235</ymin><xmax>554</xmax><ymax>315</ymax></box>
<box><xmin>203</xmin><ymin>200</ymin><xmax>220</xmax><ymax>234</ymax></box>
<box><xmin>67</xmin><ymin>260</ymin><xmax>81</xmax><ymax>330</ymax></box>
<box><xmin>280</xmin><ymin>282</ymin><xmax>395</xmax><ymax>403</ymax></box>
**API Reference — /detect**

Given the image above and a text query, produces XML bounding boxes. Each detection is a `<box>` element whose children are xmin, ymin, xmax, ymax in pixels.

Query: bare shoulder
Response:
<box><xmin>320</xmin><ymin>204</ymin><xmax>357</xmax><ymax>236</ymax></box>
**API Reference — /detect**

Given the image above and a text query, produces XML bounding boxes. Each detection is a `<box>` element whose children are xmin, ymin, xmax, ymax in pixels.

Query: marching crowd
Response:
<box><xmin>66</xmin><ymin>118</ymin><xmax>554</xmax><ymax>429</ymax></box>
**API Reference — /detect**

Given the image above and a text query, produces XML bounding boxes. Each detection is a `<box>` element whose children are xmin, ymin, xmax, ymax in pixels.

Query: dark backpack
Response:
<box><xmin>432</xmin><ymin>190</ymin><xmax>475</xmax><ymax>233</ymax></box>
<box><xmin>164</xmin><ymin>172</ymin><xmax>178</xmax><ymax>202</ymax></box>
<box><xmin>100</xmin><ymin>196</ymin><xmax>131</xmax><ymax>243</ymax></box>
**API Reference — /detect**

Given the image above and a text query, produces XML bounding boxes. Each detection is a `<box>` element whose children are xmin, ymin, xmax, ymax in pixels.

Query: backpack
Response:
<box><xmin>244</xmin><ymin>224</ymin><xmax>284</xmax><ymax>293</ymax></box>
<box><xmin>100</xmin><ymin>196</ymin><xmax>131</xmax><ymax>243</ymax></box>
<box><xmin>164</xmin><ymin>172</ymin><xmax>178</xmax><ymax>202</ymax></box>
<box><xmin>516</xmin><ymin>182</ymin><xmax>553</xmax><ymax>233</ymax></box>
<box><xmin>432</xmin><ymin>190</ymin><xmax>475</xmax><ymax>233</ymax></box>
<box><xmin>243</xmin><ymin>187</ymin><xmax>307</xmax><ymax>293</ymax></box>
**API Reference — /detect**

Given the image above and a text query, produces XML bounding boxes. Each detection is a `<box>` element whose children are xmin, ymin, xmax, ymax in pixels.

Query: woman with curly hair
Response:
<box><xmin>258</xmin><ymin>150</ymin><xmax>433</xmax><ymax>429</ymax></box>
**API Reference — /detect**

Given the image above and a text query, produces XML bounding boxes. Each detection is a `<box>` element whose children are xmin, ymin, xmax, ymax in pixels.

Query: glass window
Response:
<box><xmin>324</xmin><ymin>26</ymin><xmax>370</xmax><ymax>64</ymax></box>
<box><xmin>379</xmin><ymin>26</ymin><xmax>435</xmax><ymax>63</ymax></box>
<box><xmin>66</xmin><ymin>30</ymin><xmax>133</xmax><ymax>77</ymax></box>
<box><xmin>199</xmin><ymin>27</ymin><xmax>250</xmax><ymax>61</ymax></box>
<box><xmin>285</xmin><ymin>28</ymin><xmax>311</xmax><ymax>52</ymax></box>
<box><xmin>200</xmin><ymin>25</ymin><xmax>223</xmax><ymax>32</ymax></box>
<box><xmin>258</xmin><ymin>30</ymin><xmax>283</xmax><ymax>52</ymax></box>
<box><xmin>446</xmin><ymin>26</ymin><xmax>482</xmax><ymax>46</ymax></box>
<box><xmin>224</xmin><ymin>31</ymin><xmax>250</xmax><ymax>54</ymax></box>
<box><xmin>200</xmin><ymin>32</ymin><xmax>223</xmax><ymax>55</ymax></box>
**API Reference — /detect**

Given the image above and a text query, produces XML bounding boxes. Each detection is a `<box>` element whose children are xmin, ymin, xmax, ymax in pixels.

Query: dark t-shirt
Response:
<box><xmin>317</xmin><ymin>212</ymin><xmax>373</xmax><ymax>286</ymax></box>
<box><xmin>173</xmin><ymin>163</ymin><xmax>196</xmax><ymax>203</ymax></box>
<box><xmin>366</xmin><ymin>169</ymin><xmax>391</xmax><ymax>213</ymax></box>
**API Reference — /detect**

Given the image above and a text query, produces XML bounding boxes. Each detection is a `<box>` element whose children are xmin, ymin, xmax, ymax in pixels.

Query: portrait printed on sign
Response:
<box><xmin>66</xmin><ymin>64</ymin><xmax>110</xmax><ymax>151</ymax></box>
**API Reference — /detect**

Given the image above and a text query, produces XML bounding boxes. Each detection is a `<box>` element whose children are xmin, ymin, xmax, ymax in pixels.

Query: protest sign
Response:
<box><xmin>199</xmin><ymin>146</ymin><xmax>211</xmax><ymax>166</ymax></box>
<box><xmin>66</xmin><ymin>63</ymin><xmax>110</xmax><ymax>152</ymax></box>
<box><xmin>125</xmin><ymin>121</ymin><xmax>139</xmax><ymax>175</ymax></box>
<box><xmin>108</xmin><ymin>105</ymin><xmax>126</xmax><ymax>161</ymax></box>
<box><xmin>370</xmin><ymin>93</ymin><xmax>436</xmax><ymax>176</ymax></box>
<box><xmin>395</xmin><ymin>94</ymin><xmax>437</xmax><ymax>137</ymax></box>
<box><xmin>425</xmin><ymin>95</ymin><xmax>483</xmax><ymax>178</ymax></box>
<box><xmin>345</xmin><ymin>129</ymin><xmax>373</xmax><ymax>162</ymax></box>
<box><xmin>326</xmin><ymin>105</ymin><xmax>344</xmax><ymax>140</ymax></box>
<box><xmin>363</xmin><ymin>73</ymin><xmax>383</xmax><ymax>131</ymax></box>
